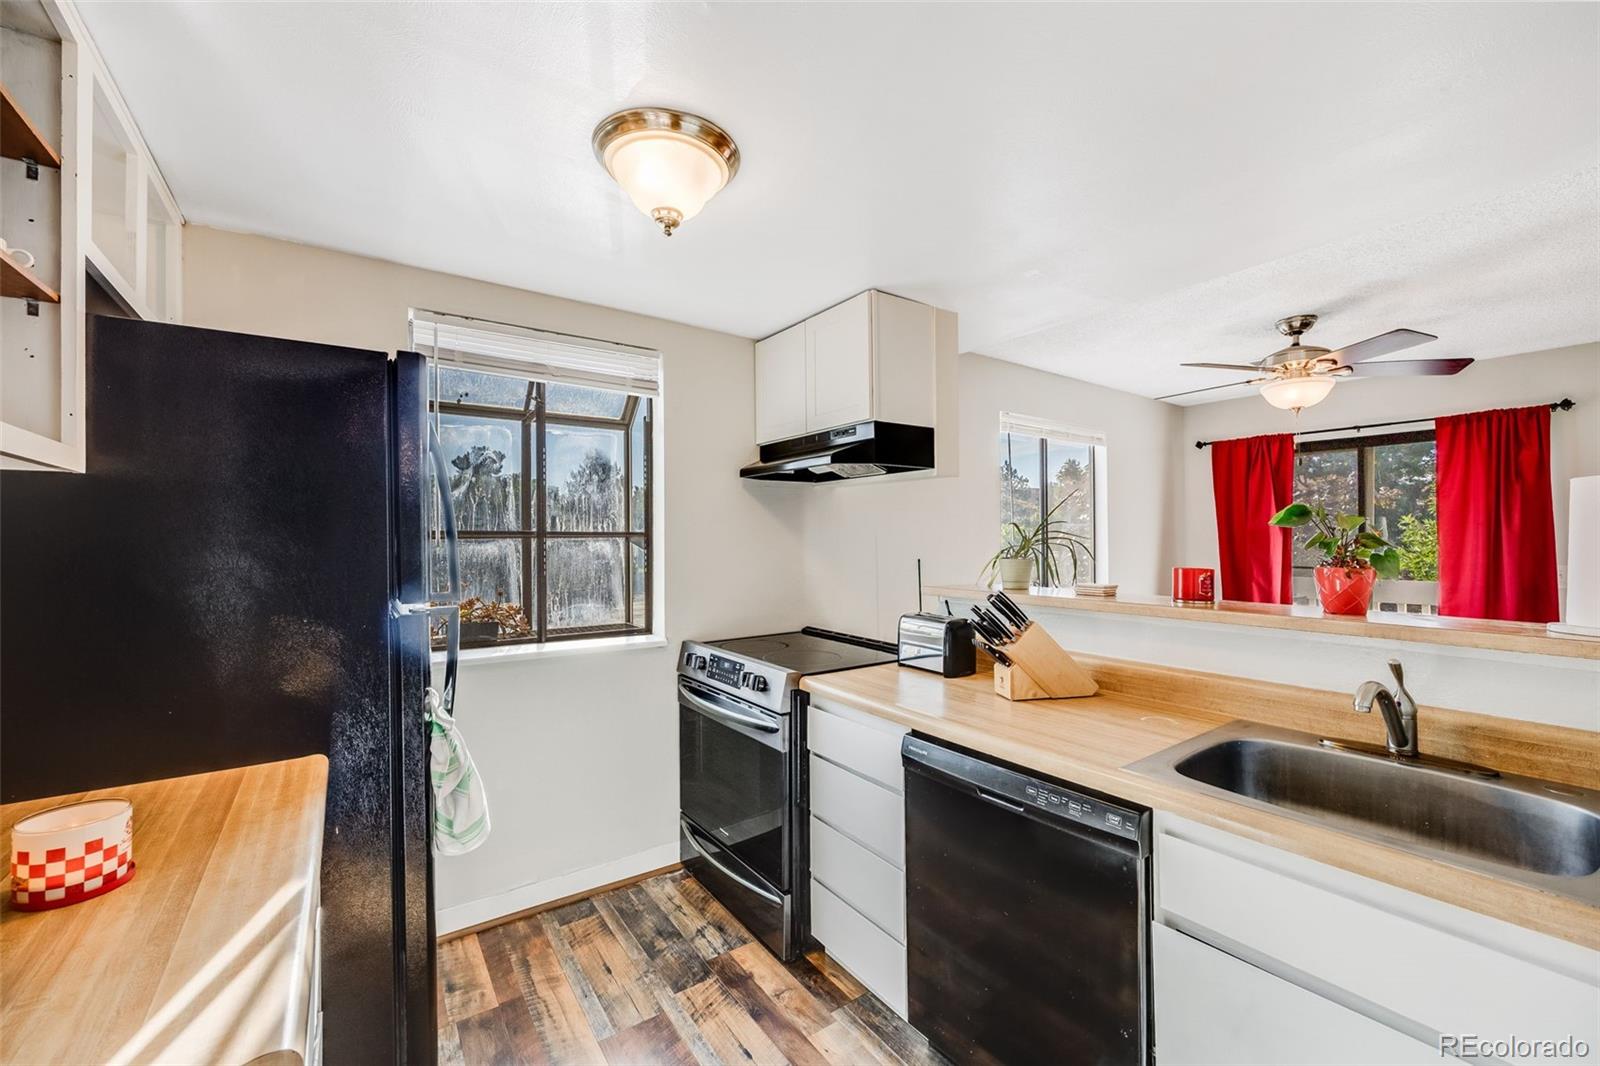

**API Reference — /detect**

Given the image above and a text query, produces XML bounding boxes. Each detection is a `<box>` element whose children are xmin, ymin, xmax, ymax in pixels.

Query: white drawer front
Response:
<box><xmin>810</xmin><ymin>752</ymin><xmax>904</xmax><ymax>866</ymax></box>
<box><xmin>1158</xmin><ymin>832</ymin><xmax>1600</xmax><ymax>1064</ymax></box>
<box><xmin>1153</xmin><ymin>924</ymin><xmax>1437</xmax><ymax>1065</ymax></box>
<box><xmin>808</xmin><ymin>701</ymin><xmax>907</xmax><ymax>793</ymax></box>
<box><xmin>811</xmin><ymin>879</ymin><xmax>908</xmax><ymax>1018</ymax></box>
<box><xmin>811</xmin><ymin>815</ymin><xmax>905</xmax><ymax>943</ymax></box>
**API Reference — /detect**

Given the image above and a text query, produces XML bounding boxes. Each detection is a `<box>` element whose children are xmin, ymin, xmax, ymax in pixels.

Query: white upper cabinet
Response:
<box><xmin>753</xmin><ymin>320</ymin><xmax>807</xmax><ymax>444</ymax></box>
<box><xmin>805</xmin><ymin>292</ymin><xmax>874</xmax><ymax>432</ymax></box>
<box><xmin>1</xmin><ymin>0</ymin><xmax>182</xmax><ymax>473</ymax></box>
<box><xmin>754</xmin><ymin>290</ymin><xmax>937</xmax><ymax>444</ymax></box>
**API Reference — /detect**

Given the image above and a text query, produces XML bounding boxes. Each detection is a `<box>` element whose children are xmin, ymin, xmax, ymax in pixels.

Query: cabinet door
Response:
<box><xmin>754</xmin><ymin>323</ymin><xmax>807</xmax><ymax>444</ymax></box>
<box><xmin>805</xmin><ymin>293</ymin><xmax>873</xmax><ymax>432</ymax></box>
<box><xmin>1153</xmin><ymin>924</ymin><xmax>1437</xmax><ymax>1066</ymax></box>
<box><xmin>871</xmin><ymin>292</ymin><xmax>936</xmax><ymax>428</ymax></box>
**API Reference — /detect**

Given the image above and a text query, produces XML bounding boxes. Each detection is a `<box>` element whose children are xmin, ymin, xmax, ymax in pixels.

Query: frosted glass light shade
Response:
<box><xmin>1260</xmin><ymin>375</ymin><xmax>1336</xmax><ymax>411</ymax></box>
<box><xmin>603</xmin><ymin>130</ymin><xmax>729</xmax><ymax>227</ymax></box>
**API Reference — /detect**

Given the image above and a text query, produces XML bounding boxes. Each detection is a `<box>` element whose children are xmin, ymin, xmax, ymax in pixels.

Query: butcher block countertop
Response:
<box><xmin>1</xmin><ymin>756</ymin><xmax>327</xmax><ymax>1066</ymax></box>
<box><xmin>928</xmin><ymin>584</ymin><xmax>1600</xmax><ymax>660</ymax></box>
<box><xmin>802</xmin><ymin>660</ymin><xmax>1600</xmax><ymax>950</ymax></box>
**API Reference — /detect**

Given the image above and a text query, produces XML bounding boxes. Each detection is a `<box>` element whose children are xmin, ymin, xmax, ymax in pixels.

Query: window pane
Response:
<box><xmin>431</xmin><ymin>537</ymin><xmax>530</xmax><ymax>642</ymax></box>
<box><xmin>999</xmin><ymin>432</ymin><xmax>1042</xmax><ymax>539</ymax></box>
<box><xmin>548</xmin><ymin>539</ymin><xmax>625</xmax><ymax>629</ymax></box>
<box><xmin>630</xmin><ymin>400</ymin><xmax>647</xmax><ymax>533</ymax></box>
<box><xmin>1045</xmin><ymin>439</ymin><xmax>1094</xmax><ymax>584</ymax></box>
<box><xmin>1374</xmin><ymin>440</ymin><xmax>1437</xmax><ymax>580</ymax></box>
<box><xmin>430</xmin><ymin>366</ymin><xmax>531</xmax><ymax>410</ymax></box>
<box><xmin>631</xmin><ymin>539</ymin><xmax>647</xmax><ymax>627</ymax></box>
<box><xmin>547</xmin><ymin>425</ymin><xmax>624</xmax><ymax>531</ymax></box>
<box><xmin>1292</xmin><ymin>448</ymin><xmax>1358</xmax><ymax>569</ymax></box>
<box><xmin>439</xmin><ymin>413</ymin><xmax>525</xmax><ymax>531</ymax></box>
<box><xmin>1047</xmin><ymin>441</ymin><xmax>1094</xmax><ymax>541</ymax></box>
<box><xmin>546</xmin><ymin>383</ymin><xmax>628</xmax><ymax>418</ymax></box>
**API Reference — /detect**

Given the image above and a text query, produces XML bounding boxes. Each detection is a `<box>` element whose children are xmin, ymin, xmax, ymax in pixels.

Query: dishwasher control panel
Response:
<box><xmin>1021</xmin><ymin>782</ymin><xmax>1136</xmax><ymax>834</ymax></box>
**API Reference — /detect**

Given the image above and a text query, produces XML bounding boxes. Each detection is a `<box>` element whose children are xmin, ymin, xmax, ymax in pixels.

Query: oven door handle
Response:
<box><xmin>680</xmin><ymin>817</ymin><xmax>783</xmax><ymax>905</ymax></box>
<box><xmin>678</xmin><ymin>681</ymin><xmax>780</xmax><ymax>734</ymax></box>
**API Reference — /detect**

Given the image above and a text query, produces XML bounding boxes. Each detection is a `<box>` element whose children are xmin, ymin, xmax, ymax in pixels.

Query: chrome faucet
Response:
<box><xmin>1353</xmin><ymin>659</ymin><xmax>1419</xmax><ymax>757</ymax></box>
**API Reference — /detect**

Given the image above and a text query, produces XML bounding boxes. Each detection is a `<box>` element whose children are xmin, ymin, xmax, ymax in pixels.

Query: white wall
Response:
<box><xmin>798</xmin><ymin>351</ymin><xmax>1185</xmax><ymax>642</ymax></box>
<box><xmin>181</xmin><ymin>226</ymin><xmax>811</xmax><ymax>930</ymax></box>
<box><xmin>1179</xmin><ymin>344</ymin><xmax>1600</xmax><ymax>609</ymax></box>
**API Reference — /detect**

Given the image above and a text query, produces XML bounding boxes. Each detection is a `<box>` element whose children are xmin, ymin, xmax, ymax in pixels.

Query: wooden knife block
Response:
<box><xmin>993</xmin><ymin>623</ymin><xmax>1098</xmax><ymax>700</ymax></box>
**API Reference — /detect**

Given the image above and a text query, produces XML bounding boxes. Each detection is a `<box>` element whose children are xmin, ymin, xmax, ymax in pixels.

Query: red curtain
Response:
<box><xmin>1211</xmin><ymin>434</ymin><xmax>1295</xmax><ymax>604</ymax></box>
<box><xmin>1436</xmin><ymin>405</ymin><xmax>1559</xmax><ymax>622</ymax></box>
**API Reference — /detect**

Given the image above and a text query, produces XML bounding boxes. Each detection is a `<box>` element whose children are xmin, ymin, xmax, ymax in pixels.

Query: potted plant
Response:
<box><xmin>981</xmin><ymin>495</ymin><xmax>1094</xmax><ymax>591</ymax></box>
<box><xmin>1268</xmin><ymin>502</ymin><xmax>1402</xmax><ymax>616</ymax></box>
<box><xmin>442</xmin><ymin>596</ymin><xmax>533</xmax><ymax>643</ymax></box>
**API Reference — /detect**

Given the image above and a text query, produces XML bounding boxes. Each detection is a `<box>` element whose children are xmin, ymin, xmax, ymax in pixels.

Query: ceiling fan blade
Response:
<box><xmin>1179</xmin><ymin>362</ymin><xmax>1268</xmax><ymax>371</ymax></box>
<box><xmin>1344</xmin><ymin>357</ymin><xmax>1474</xmax><ymax>377</ymax></box>
<box><xmin>1325</xmin><ymin>328</ymin><xmax>1438</xmax><ymax>365</ymax></box>
<box><xmin>1157</xmin><ymin>377</ymin><xmax>1270</xmax><ymax>401</ymax></box>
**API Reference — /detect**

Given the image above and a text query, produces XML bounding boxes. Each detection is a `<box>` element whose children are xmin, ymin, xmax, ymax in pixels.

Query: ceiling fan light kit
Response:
<box><xmin>1260</xmin><ymin>373</ymin><xmax>1337</xmax><ymax>412</ymax></box>
<box><xmin>1167</xmin><ymin>313</ymin><xmax>1468</xmax><ymax>411</ymax></box>
<box><xmin>593</xmin><ymin>108</ymin><xmax>740</xmax><ymax>236</ymax></box>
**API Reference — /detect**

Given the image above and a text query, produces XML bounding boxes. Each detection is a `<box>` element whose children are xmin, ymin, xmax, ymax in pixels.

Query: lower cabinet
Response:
<box><xmin>806</xmin><ymin>697</ymin><xmax>910</xmax><ymax>1018</ymax></box>
<box><xmin>1152</xmin><ymin>924</ymin><xmax>1437</xmax><ymax>1065</ymax></box>
<box><xmin>1153</xmin><ymin>813</ymin><xmax>1600</xmax><ymax>1066</ymax></box>
<box><xmin>811</xmin><ymin>877</ymin><xmax>908</xmax><ymax>1016</ymax></box>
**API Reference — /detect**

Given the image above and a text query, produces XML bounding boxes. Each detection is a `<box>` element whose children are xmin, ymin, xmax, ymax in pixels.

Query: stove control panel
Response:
<box><xmin>706</xmin><ymin>654</ymin><xmax>746</xmax><ymax>688</ymax></box>
<box><xmin>679</xmin><ymin>641</ymin><xmax>789</xmax><ymax>713</ymax></box>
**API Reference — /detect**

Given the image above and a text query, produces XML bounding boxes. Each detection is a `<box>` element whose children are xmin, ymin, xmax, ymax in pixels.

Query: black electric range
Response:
<box><xmin>676</xmin><ymin>627</ymin><xmax>897</xmax><ymax>960</ymax></box>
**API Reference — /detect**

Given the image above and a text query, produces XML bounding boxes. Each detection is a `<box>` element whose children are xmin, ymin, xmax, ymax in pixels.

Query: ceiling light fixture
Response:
<box><xmin>592</xmin><ymin>108</ymin><xmax>740</xmax><ymax>237</ymax></box>
<box><xmin>1260</xmin><ymin>373</ymin><xmax>1337</xmax><ymax>413</ymax></box>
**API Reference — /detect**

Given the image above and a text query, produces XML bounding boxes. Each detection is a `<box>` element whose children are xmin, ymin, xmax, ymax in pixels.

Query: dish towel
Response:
<box><xmin>428</xmin><ymin>687</ymin><xmax>490</xmax><ymax>855</ymax></box>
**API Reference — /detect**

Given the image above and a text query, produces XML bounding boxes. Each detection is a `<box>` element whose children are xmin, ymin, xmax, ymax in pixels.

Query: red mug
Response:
<box><xmin>1172</xmin><ymin>567</ymin><xmax>1215</xmax><ymax>605</ymax></box>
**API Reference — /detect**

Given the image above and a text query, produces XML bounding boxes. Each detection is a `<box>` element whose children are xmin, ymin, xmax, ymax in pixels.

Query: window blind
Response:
<box><xmin>999</xmin><ymin>412</ymin><xmax>1105</xmax><ymax>447</ymax></box>
<box><xmin>410</xmin><ymin>310</ymin><xmax>661</xmax><ymax>398</ymax></box>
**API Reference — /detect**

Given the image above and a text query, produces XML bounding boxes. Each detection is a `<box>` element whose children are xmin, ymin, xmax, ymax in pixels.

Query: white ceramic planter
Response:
<box><xmin>998</xmin><ymin>556</ymin><xmax>1033</xmax><ymax>591</ymax></box>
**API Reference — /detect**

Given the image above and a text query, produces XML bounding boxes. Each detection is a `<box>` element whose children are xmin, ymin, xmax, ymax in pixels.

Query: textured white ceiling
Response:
<box><xmin>80</xmin><ymin>2</ymin><xmax>1600</xmax><ymax>402</ymax></box>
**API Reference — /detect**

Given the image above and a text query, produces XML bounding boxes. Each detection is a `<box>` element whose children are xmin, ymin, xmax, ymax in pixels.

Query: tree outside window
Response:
<box><xmin>1292</xmin><ymin>430</ymin><xmax>1437</xmax><ymax>609</ymax></box>
<box><xmin>429</xmin><ymin>367</ymin><xmax>652</xmax><ymax>646</ymax></box>
<box><xmin>999</xmin><ymin>429</ymin><xmax>1098</xmax><ymax>586</ymax></box>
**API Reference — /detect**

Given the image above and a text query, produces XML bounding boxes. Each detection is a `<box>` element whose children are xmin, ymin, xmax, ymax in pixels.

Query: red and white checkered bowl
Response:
<box><xmin>10</xmin><ymin>798</ymin><xmax>135</xmax><ymax>911</ymax></box>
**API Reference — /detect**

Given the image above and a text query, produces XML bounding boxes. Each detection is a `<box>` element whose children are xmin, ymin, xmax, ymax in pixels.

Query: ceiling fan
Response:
<box><xmin>1160</xmin><ymin>314</ymin><xmax>1473</xmax><ymax>412</ymax></box>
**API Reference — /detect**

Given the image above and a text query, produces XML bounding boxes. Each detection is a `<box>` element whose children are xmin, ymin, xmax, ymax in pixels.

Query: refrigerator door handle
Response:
<box><xmin>427</xmin><ymin>425</ymin><xmax>462</xmax><ymax>717</ymax></box>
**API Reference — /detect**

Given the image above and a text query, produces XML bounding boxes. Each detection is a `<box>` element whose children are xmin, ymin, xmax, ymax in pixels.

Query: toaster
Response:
<box><xmin>897</xmin><ymin>613</ymin><xmax>977</xmax><ymax>678</ymax></box>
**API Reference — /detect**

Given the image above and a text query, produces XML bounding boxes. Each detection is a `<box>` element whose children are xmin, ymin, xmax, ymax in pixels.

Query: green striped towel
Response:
<box><xmin>428</xmin><ymin>687</ymin><xmax>490</xmax><ymax>855</ymax></box>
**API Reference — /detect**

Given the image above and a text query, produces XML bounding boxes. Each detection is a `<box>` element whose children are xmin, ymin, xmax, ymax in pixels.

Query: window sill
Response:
<box><xmin>431</xmin><ymin>633</ymin><xmax>668</xmax><ymax>668</ymax></box>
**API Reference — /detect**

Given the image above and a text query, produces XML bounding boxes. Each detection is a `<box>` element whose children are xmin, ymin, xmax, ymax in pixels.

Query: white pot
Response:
<box><xmin>998</xmin><ymin>556</ymin><xmax>1033</xmax><ymax>590</ymax></box>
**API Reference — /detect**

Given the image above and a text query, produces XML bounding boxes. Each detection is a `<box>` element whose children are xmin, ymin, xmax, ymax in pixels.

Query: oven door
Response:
<box><xmin>678</xmin><ymin>677</ymin><xmax>792</xmax><ymax>893</ymax></box>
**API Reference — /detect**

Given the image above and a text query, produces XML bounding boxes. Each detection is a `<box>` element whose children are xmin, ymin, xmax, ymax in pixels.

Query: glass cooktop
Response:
<box><xmin>707</xmin><ymin>628</ymin><xmax>897</xmax><ymax>675</ymax></box>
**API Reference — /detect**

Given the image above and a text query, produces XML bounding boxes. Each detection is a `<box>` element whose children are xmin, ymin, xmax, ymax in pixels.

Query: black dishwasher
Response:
<box><xmin>903</xmin><ymin>734</ymin><xmax>1150</xmax><ymax>1066</ymax></box>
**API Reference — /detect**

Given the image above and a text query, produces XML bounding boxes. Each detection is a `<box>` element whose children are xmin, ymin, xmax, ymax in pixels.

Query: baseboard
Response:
<box><xmin>435</xmin><ymin>841</ymin><xmax>681</xmax><ymax>938</ymax></box>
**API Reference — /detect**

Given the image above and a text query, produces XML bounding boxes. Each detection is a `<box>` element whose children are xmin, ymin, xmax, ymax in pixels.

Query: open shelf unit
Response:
<box><xmin>1</xmin><ymin>0</ymin><xmax>182</xmax><ymax>473</ymax></box>
<box><xmin>1</xmin><ymin>81</ymin><xmax>62</xmax><ymax>168</ymax></box>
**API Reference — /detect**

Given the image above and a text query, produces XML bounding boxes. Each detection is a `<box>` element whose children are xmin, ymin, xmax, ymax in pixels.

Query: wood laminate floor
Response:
<box><xmin>437</xmin><ymin>869</ymin><xmax>947</xmax><ymax>1066</ymax></box>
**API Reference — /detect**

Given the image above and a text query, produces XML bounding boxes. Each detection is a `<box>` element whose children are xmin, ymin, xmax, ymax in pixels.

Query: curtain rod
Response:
<box><xmin>1193</xmin><ymin>398</ymin><xmax>1576</xmax><ymax>449</ymax></box>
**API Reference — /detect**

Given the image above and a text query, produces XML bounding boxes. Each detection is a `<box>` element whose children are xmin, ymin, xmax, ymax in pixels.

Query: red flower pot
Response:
<box><xmin>1314</xmin><ymin>565</ymin><xmax>1377</xmax><ymax>616</ymax></box>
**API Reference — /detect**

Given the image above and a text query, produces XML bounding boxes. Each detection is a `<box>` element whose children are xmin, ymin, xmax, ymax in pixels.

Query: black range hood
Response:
<box><xmin>740</xmin><ymin>420</ymin><xmax>935</xmax><ymax>482</ymax></box>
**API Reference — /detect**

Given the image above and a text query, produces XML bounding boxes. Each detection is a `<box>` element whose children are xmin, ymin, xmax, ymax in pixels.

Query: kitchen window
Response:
<box><xmin>998</xmin><ymin>414</ymin><xmax>1106</xmax><ymax>586</ymax></box>
<box><xmin>1293</xmin><ymin>430</ymin><xmax>1437</xmax><ymax>613</ymax></box>
<box><xmin>410</xmin><ymin>311</ymin><xmax>659</xmax><ymax>647</ymax></box>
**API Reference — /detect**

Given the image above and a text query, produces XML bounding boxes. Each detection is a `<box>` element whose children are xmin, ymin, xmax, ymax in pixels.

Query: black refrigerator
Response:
<box><xmin>1</xmin><ymin>315</ymin><xmax>452</xmax><ymax>1065</ymax></box>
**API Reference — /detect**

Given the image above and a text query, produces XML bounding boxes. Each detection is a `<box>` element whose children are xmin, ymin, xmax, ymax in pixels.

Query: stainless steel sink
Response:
<box><xmin>1128</xmin><ymin>721</ymin><xmax>1600</xmax><ymax>904</ymax></box>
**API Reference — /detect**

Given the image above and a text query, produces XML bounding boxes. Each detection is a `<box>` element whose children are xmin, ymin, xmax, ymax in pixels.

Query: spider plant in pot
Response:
<box><xmin>1269</xmin><ymin>502</ymin><xmax>1402</xmax><ymax>616</ymax></box>
<box><xmin>981</xmin><ymin>495</ymin><xmax>1095</xmax><ymax>591</ymax></box>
